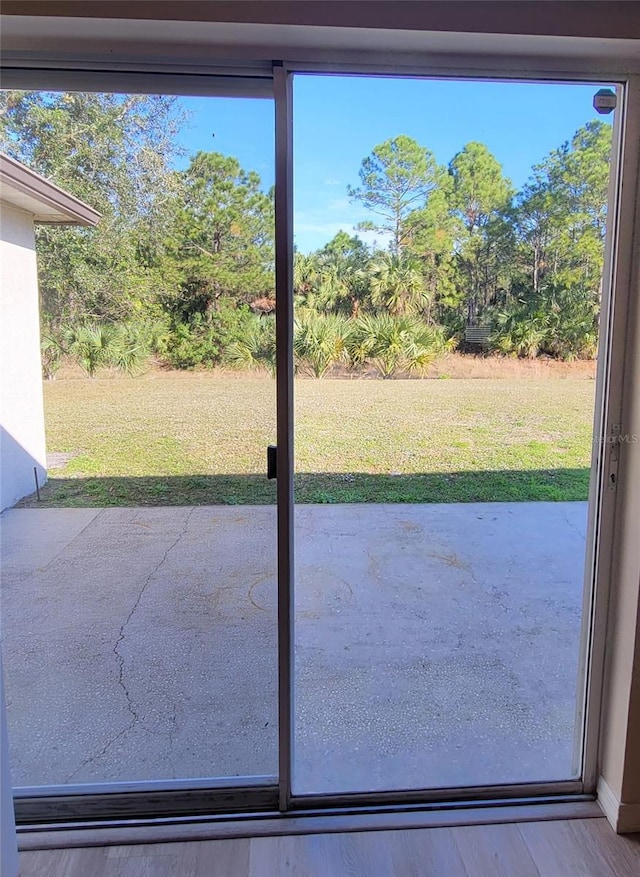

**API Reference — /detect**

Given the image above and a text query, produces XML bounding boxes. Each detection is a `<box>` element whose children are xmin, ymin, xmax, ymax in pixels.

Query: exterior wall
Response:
<box><xmin>0</xmin><ymin>203</ymin><xmax>47</xmax><ymax>511</ymax></box>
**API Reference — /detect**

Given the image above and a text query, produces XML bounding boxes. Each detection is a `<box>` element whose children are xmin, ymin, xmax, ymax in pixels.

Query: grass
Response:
<box><xmin>20</xmin><ymin>370</ymin><xmax>596</xmax><ymax>507</ymax></box>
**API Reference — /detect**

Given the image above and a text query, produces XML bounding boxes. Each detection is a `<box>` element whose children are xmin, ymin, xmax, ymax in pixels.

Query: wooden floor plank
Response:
<box><xmin>337</xmin><ymin>830</ymin><xmax>396</xmax><ymax>876</ymax></box>
<box><xmin>517</xmin><ymin>818</ymin><xmax>637</xmax><ymax>877</ymax></box>
<box><xmin>453</xmin><ymin>824</ymin><xmax>539</xmax><ymax>877</ymax></box>
<box><xmin>452</xmin><ymin>823</ymin><xmax>540</xmax><ymax>877</ymax></box>
<box><xmin>389</xmin><ymin>827</ymin><xmax>469</xmax><ymax>876</ymax></box>
<box><xmin>104</xmin><ymin>842</ymin><xmax>185</xmax><ymax>877</ymax></box>
<box><xmin>19</xmin><ymin>846</ymin><xmax>108</xmax><ymax>877</ymax></box>
<box><xmin>248</xmin><ymin>835</ymin><xmax>304</xmax><ymax>876</ymax></box>
<box><xmin>579</xmin><ymin>822</ymin><xmax>640</xmax><ymax>877</ymax></box>
<box><xmin>248</xmin><ymin>831</ymin><xmax>396</xmax><ymax>877</ymax></box>
<box><xmin>192</xmin><ymin>837</ymin><xmax>250</xmax><ymax>877</ymax></box>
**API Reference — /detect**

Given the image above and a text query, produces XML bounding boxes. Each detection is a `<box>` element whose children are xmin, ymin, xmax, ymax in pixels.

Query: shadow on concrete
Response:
<box><xmin>15</xmin><ymin>468</ymin><xmax>590</xmax><ymax>507</ymax></box>
<box><xmin>0</xmin><ymin>425</ymin><xmax>46</xmax><ymax>512</ymax></box>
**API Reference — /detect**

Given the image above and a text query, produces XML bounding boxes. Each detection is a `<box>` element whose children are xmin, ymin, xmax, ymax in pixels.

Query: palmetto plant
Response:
<box><xmin>293</xmin><ymin>252</ymin><xmax>321</xmax><ymax>309</ymax></box>
<box><xmin>368</xmin><ymin>253</ymin><xmax>431</xmax><ymax>317</ymax></box>
<box><xmin>293</xmin><ymin>312</ymin><xmax>351</xmax><ymax>378</ymax></box>
<box><xmin>545</xmin><ymin>282</ymin><xmax>599</xmax><ymax>360</ymax></box>
<box><xmin>491</xmin><ymin>307</ymin><xmax>549</xmax><ymax>359</ymax></box>
<box><xmin>491</xmin><ymin>279</ymin><xmax>598</xmax><ymax>360</ymax></box>
<box><xmin>316</xmin><ymin>262</ymin><xmax>369</xmax><ymax>318</ymax></box>
<box><xmin>109</xmin><ymin>324</ymin><xmax>151</xmax><ymax>375</ymax></box>
<box><xmin>59</xmin><ymin>322</ymin><xmax>150</xmax><ymax>377</ymax></box>
<box><xmin>225</xmin><ymin>316</ymin><xmax>276</xmax><ymax>375</ymax></box>
<box><xmin>61</xmin><ymin>323</ymin><xmax>117</xmax><ymax>377</ymax></box>
<box><xmin>349</xmin><ymin>314</ymin><xmax>454</xmax><ymax>378</ymax></box>
<box><xmin>40</xmin><ymin>329</ymin><xmax>64</xmax><ymax>380</ymax></box>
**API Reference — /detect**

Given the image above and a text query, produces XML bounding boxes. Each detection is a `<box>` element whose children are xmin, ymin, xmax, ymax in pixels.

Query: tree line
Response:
<box><xmin>0</xmin><ymin>91</ymin><xmax>611</xmax><ymax>378</ymax></box>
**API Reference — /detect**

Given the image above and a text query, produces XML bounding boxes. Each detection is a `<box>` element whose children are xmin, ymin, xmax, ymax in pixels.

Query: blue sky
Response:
<box><xmin>176</xmin><ymin>76</ymin><xmax>613</xmax><ymax>254</ymax></box>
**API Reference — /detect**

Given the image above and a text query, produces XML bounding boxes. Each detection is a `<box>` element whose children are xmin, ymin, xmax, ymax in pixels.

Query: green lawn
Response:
<box><xmin>22</xmin><ymin>371</ymin><xmax>596</xmax><ymax>507</ymax></box>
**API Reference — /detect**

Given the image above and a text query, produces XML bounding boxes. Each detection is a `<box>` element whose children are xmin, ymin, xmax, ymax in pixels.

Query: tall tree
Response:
<box><xmin>502</xmin><ymin>120</ymin><xmax>612</xmax><ymax>359</ymax></box>
<box><xmin>165</xmin><ymin>151</ymin><xmax>274</xmax><ymax>321</ymax></box>
<box><xmin>449</xmin><ymin>142</ymin><xmax>514</xmax><ymax>326</ymax></box>
<box><xmin>0</xmin><ymin>91</ymin><xmax>186</xmax><ymax>323</ymax></box>
<box><xmin>315</xmin><ymin>231</ymin><xmax>371</xmax><ymax>317</ymax></box>
<box><xmin>513</xmin><ymin>121</ymin><xmax>611</xmax><ymax>296</ymax></box>
<box><xmin>348</xmin><ymin>135</ymin><xmax>445</xmax><ymax>255</ymax></box>
<box><xmin>368</xmin><ymin>252</ymin><xmax>430</xmax><ymax>317</ymax></box>
<box><xmin>403</xmin><ymin>183</ymin><xmax>459</xmax><ymax>325</ymax></box>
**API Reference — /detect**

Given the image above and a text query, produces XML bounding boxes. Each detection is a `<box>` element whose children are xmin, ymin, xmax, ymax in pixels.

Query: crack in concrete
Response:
<box><xmin>65</xmin><ymin>507</ymin><xmax>195</xmax><ymax>783</ymax></box>
<box><xmin>113</xmin><ymin>507</ymin><xmax>196</xmax><ymax>731</ymax></box>
<box><xmin>167</xmin><ymin>697</ymin><xmax>179</xmax><ymax>778</ymax></box>
<box><xmin>64</xmin><ymin>725</ymin><xmax>131</xmax><ymax>783</ymax></box>
<box><xmin>562</xmin><ymin>509</ymin><xmax>586</xmax><ymax>541</ymax></box>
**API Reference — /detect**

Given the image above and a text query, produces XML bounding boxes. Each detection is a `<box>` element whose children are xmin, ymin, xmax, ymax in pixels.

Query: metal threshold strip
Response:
<box><xmin>13</xmin><ymin>778</ymin><xmax>583</xmax><ymax>827</ymax></box>
<box><xmin>13</xmin><ymin>780</ymin><xmax>279</xmax><ymax>826</ymax></box>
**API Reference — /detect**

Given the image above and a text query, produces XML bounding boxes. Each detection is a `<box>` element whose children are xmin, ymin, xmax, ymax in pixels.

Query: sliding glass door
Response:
<box><xmin>2</xmin><ymin>62</ymin><xmax>630</xmax><ymax>822</ymax></box>
<box><xmin>289</xmin><ymin>72</ymin><xmax>621</xmax><ymax>799</ymax></box>
<box><xmin>1</xmin><ymin>75</ymin><xmax>280</xmax><ymax>812</ymax></box>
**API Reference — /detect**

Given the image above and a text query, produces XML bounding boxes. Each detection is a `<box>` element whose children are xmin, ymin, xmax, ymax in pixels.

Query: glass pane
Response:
<box><xmin>0</xmin><ymin>89</ymin><xmax>278</xmax><ymax>787</ymax></box>
<box><xmin>292</xmin><ymin>74</ymin><xmax>613</xmax><ymax>795</ymax></box>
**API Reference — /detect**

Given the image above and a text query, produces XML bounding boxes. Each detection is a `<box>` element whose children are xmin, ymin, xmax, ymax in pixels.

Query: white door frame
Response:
<box><xmin>2</xmin><ymin>57</ymin><xmax>638</xmax><ymax>824</ymax></box>
<box><xmin>277</xmin><ymin>61</ymin><xmax>636</xmax><ymax>809</ymax></box>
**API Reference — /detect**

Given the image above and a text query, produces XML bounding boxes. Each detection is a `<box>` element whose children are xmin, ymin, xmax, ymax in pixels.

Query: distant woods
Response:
<box><xmin>0</xmin><ymin>91</ymin><xmax>611</xmax><ymax>377</ymax></box>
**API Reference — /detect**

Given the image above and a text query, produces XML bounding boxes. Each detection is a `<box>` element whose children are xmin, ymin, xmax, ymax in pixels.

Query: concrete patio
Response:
<box><xmin>1</xmin><ymin>502</ymin><xmax>587</xmax><ymax>794</ymax></box>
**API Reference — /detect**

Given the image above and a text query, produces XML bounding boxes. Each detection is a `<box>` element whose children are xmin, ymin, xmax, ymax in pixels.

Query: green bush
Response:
<box><xmin>293</xmin><ymin>312</ymin><xmax>351</xmax><ymax>378</ymax></box>
<box><xmin>348</xmin><ymin>314</ymin><xmax>454</xmax><ymax>378</ymax></box>
<box><xmin>41</xmin><ymin>327</ymin><xmax>64</xmax><ymax>380</ymax></box>
<box><xmin>48</xmin><ymin>321</ymin><xmax>152</xmax><ymax>377</ymax></box>
<box><xmin>490</xmin><ymin>282</ymin><xmax>598</xmax><ymax>361</ymax></box>
<box><xmin>158</xmin><ymin>305</ymin><xmax>254</xmax><ymax>370</ymax></box>
<box><xmin>159</xmin><ymin>320</ymin><xmax>221</xmax><ymax>369</ymax></box>
<box><xmin>225</xmin><ymin>315</ymin><xmax>276</xmax><ymax>374</ymax></box>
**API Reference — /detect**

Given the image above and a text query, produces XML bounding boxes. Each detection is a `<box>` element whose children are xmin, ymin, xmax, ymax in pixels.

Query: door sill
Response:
<box><xmin>18</xmin><ymin>798</ymin><xmax>602</xmax><ymax>850</ymax></box>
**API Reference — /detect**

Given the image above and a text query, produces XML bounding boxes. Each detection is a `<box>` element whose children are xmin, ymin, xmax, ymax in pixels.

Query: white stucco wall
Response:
<box><xmin>0</xmin><ymin>203</ymin><xmax>47</xmax><ymax>511</ymax></box>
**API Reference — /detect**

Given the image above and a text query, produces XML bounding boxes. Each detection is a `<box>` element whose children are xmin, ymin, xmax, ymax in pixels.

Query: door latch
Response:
<box><xmin>267</xmin><ymin>445</ymin><xmax>277</xmax><ymax>480</ymax></box>
<box><xmin>607</xmin><ymin>424</ymin><xmax>621</xmax><ymax>490</ymax></box>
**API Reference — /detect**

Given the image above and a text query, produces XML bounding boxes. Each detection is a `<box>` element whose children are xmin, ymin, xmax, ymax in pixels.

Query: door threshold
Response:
<box><xmin>18</xmin><ymin>798</ymin><xmax>602</xmax><ymax>851</ymax></box>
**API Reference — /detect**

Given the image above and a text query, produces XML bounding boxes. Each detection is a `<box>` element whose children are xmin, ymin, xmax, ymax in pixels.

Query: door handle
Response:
<box><xmin>267</xmin><ymin>445</ymin><xmax>277</xmax><ymax>479</ymax></box>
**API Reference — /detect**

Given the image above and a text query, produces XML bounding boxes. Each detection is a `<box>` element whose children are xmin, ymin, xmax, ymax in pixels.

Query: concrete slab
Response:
<box><xmin>0</xmin><ymin>507</ymin><xmax>101</xmax><ymax>573</ymax></box>
<box><xmin>0</xmin><ymin>502</ymin><xmax>587</xmax><ymax>795</ymax></box>
<box><xmin>294</xmin><ymin>502</ymin><xmax>586</xmax><ymax>793</ymax></box>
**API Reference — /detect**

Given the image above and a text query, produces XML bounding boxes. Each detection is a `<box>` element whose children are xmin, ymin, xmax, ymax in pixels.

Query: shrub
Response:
<box><xmin>293</xmin><ymin>312</ymin><xmax>351</xmax><ymax>378</ymax></box>
<box><xmin>225</xmin><ymin>315</ymin><xmax>276</xmax><ymax>374</ymax></box>
<box><xmin>348</xmin><ymin>314</ymin><xmax>454</xmax><ymax>378</ymax></box>
<box><xmin>108</xmin><ymin>324</ymin><xmax>152</xmax><ymax>375</ymax></box>
<box><xmin>41</xmin><ymin>328</ymin><xmax>64</xmax><ymax>380</ymax></box>
<box><xmin>490</xmin><ymin>308</ymin><xmax>549</xmax><ymax>359</ymax></box>
<box><xmin>158</xmin><ymin>305</ymin><xmax>254</xmax><ymax>370</ymax></box>
<box><xmin>59</xmin><ymin>322</ymin><xmax>151</xmax><ymax>376</ymax></box>
<box><xmin>159</xmin><ymin>320</ymin><xmax>221</xmax><ymax>369</ymax></box>
<box><xmin>61</xmin><ymin>323</ymin><xmax>119</xmax><ymax>377</ymax></box>
<box><xmin>490</xmin><ymin>282</ymin><xmax>598</xmax><ymax>361</ymax></box>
